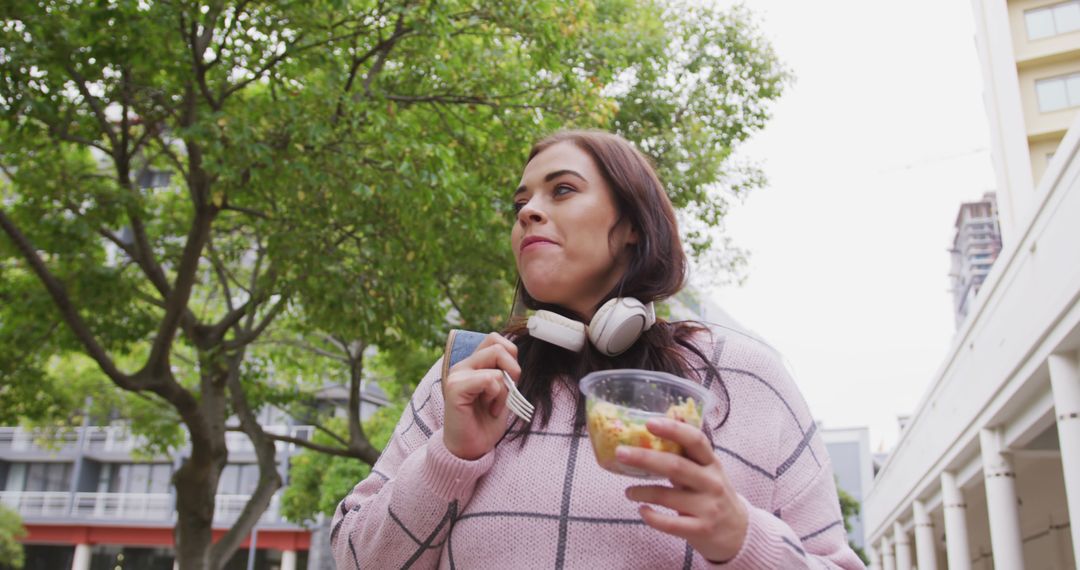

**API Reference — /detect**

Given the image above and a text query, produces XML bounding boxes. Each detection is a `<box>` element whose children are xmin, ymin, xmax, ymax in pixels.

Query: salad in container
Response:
<box><xmin>580</xmin><ymin>369</ymin><xmax>713</xmax><ymax>478</ymax></box>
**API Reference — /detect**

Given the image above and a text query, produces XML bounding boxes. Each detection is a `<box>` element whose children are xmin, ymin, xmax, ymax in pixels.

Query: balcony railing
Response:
<box><xmin>1</xmin><ymin>491</ymin><xmax>286</xmax><ymax>524</ymax></box>
<box><xmin>214</xmin><ymin>493</ymin><xmax>281</xmax><ymax>523</ymax></box>
<box><xmin>0</xmin><ymin>425</ymin><xmax>313</xmax><ymax>456</ymax></box>
<box><xmin>0</xmin><ymin>491</ymin><xmax>72</xmax><ymax>518</ymax></box>
<box><xmin>71</xmin><ymin>492</ymin><xmax>173</xmax><ymax>520</ymax></box>
<box><xmin>0</xmin><ymin>428</ymin><xmax>80</xmax><ymax>454</ymax></box>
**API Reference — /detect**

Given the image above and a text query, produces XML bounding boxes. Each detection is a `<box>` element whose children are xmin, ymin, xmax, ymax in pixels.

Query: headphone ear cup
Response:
<box><xmin>589</xmin><ymin>298</ymin><xmax>649</xmax><ymax>356</ymax></box>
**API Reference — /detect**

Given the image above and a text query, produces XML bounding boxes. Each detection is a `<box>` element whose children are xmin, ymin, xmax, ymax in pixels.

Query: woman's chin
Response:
<box><xmin>520</xmin><ymin>282</ymin><xmax>569</xmax><ymax>308</ymax></box>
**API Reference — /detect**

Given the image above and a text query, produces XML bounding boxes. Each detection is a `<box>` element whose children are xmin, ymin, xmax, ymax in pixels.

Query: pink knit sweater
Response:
<box><xmin>331</xmin><ymin>326</ymin><xmax>866</xmax><ymax>569</ymax></box>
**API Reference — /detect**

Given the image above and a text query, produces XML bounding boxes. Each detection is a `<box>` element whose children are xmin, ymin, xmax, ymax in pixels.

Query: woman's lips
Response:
<box><xmin>520</xmin><ymin>236</ymin><xmax>556</xmax><ymax>252</ymax></box>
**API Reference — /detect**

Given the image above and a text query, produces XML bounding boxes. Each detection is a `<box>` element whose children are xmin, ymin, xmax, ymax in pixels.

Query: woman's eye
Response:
<box><xmin>512</xmin><ymin>201</ymin><xmax>526</xmax><ymax>213</ymax></box>
<box><xmin>554</xmin><ymin>184</ymin><xmax>575</xmax><ymax>197</ymax></box>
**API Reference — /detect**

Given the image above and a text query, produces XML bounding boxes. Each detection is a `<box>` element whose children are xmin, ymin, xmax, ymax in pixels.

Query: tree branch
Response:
<box><xmin>0</xmin><ymin>208</ymin><xmax>137</xmax><ymax>390</ymax></box>
<box><xmin>262</xmin><ymin>432</ymin><xmax>361</xmax><ymax>459</ymax></box>
<box><xmin>223</xmin><ymin>25</ymin><xmax>423</xmax><ymax>102</ymax></box>
<box><xmin>438</xmin><ymin>275</ymin><xmax>467</xmax><ymax>324</ymax></box>
<box><xmin>150</xmin><ymin>132</ymin><xmax>189</xmax><ymax>180</ymax></box>
<box><xmin>61</xmin><ymin>62</ymin><xmax>118</xmax><ymax>148</ymax></box>
<box><xmin>220</xmin><ymin>204</ymin><xmax>270</xmax><ymax>220</ymax></box>
<box><xmin>84</xmin><ymin>204</ymin><xmax>199</xmax><ymax>341</ymax></box>
<box><xmin>361</xmin><ymin>14</ymin><xmax>408</xmax><ymax>97</ymax></box>
<box><xmin>334</xmin><ymin>16</ymin><xmax>412</xmax><ymax>120</ymax></box>
<box><xmin>46</xmin><ymin>120</ymin><xmax>112</xmax><ymax>154</ymax></box>
<box><xmin>345</xmin><ymin>344</ymin><xmax>369</xmax><ymax>454</ymax></box>
<box><xmin>226</xmin><ymin>296</ymin><xmax>286</xmax><ymax>350</ymax></box>
<box><xmin>206</xmin><ymin>237</ymin><xmax>235</xmax><ymax>313</ymax></box>
<box><xmin>310</xmin><ymin>420</ymin><xmax>350</xmax><ymax>448</ymax></box>
<box><xmin>253</xmin><ymin>338</ymin><xmax>350</xmax><ymax>364</ymax></box>
<box><xmin>211</xmin><ymin>350</ymin><xmax>282</xmax><ymax>565</ymax></box>
<box><xmin>144</xmin><ymin>200</ymin><xmax>215</xmax><ymax>372</ymax></box>
<box><xmin>187</xmin><ymin>6</ymin><xmax>223</xmax><ymax>110</ymax></box>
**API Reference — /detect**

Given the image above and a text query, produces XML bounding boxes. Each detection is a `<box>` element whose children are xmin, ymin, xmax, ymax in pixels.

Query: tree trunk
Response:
<box><xmin>208</xmin><ymin>350</ymin><xmax>283</xmax><ymax>568</ymax></box>
<box><xmin>173</xmin><ymin>444</ymin><xmax>225</xmax><ymax>570</ymax></box>
<box><xmin>172</xmin><ymin>361</ymin><xmax>229</xmax><ymax>570</ymax></box>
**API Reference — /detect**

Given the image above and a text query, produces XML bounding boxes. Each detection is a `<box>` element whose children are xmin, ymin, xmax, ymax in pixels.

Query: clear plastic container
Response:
<box><xmin>579</xmin><ymin>369</ymin><xmax>714</xmax><ymax>478</ymax></box>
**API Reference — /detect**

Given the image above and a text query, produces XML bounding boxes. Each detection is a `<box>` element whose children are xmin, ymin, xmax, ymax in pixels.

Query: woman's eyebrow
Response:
<box><xmin>514</xmin><ymin>169</ymin><xmax>587</xmax><ymax>196</ymax></box>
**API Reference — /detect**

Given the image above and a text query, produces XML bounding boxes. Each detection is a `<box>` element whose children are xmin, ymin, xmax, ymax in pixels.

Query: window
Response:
<box><xmin>1036</xmin><ymin>72</ymin><xmax>1080</xmax><ymax>112</ymax></box>
<box><xmin>218</xmin><ymin>464</ymin><xmax>259</xmax><ymax>494</ymax></box>
<box><xmin>1026</xmin><ymin>1</ymin><xmax>1080</xmax><ymax>40</ymax></box>
<box><xmin>103</xmin><ymin>463</ymin><xmax>172</xmax><ymax>494</ymax></box>
<box><xmin>23</xmin><ymin>463</ymin><xmax>72</xmax><ymax>492</ymax></box>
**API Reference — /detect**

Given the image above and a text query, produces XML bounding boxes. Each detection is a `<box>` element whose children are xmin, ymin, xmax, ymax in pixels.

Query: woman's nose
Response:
<box><xmin>517</xmin><ymin>200</ymin><xmax>546</xmax><ymax>224</ymax></box>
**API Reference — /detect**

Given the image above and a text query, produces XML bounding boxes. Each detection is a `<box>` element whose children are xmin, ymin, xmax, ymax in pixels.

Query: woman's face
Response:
<box><xmin>511</xmin><ymin>142</ymin><xmax>637</xmax><ymax>319</ymax></box>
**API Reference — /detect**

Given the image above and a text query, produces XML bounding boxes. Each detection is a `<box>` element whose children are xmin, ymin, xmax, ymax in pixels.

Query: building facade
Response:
<box><xmin>861</xmin><ymin>113</ymin><xmax>1080</xmax><ymax>569</ymax></box>
<box><xmin>822</xmin><ymin>427</ymin><xmax>875</xmax><ymax>553</ymax></box>
<box><xmin>1</xmin><ymin>383</ymin><xmax>390</xmax><ymax>569</ymax></box>
<box><xmin>972</xmin><ymin>0</ymin><xmax>1080</xmax><ymax>242</ymax></box>
<box><xmin>860</xmin><ymin>4</ymin><xmax>1080</xmax><ymax>567</ymax></box>
<box><xmin>1</xmin><ymin>410</ymin><xmax>311</xmax><ymax>569</ymax></box>
<box><xmin>948</xmin><ymin>192</ymin><xmax>1004</xmax><ymax>328</ymax></box>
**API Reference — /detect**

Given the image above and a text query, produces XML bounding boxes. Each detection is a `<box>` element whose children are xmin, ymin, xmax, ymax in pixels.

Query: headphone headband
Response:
<box><xmin>526</xmin><ymin>298</ymin><xmax>655</xmax><ymax>357</ymax></box>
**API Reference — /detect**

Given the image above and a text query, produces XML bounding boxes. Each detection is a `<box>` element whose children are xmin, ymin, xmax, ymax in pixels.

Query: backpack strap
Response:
<box><xmin>441</xmin><ymin>329</ymin><xmax>487</xmax><ymax>380</ymax></box>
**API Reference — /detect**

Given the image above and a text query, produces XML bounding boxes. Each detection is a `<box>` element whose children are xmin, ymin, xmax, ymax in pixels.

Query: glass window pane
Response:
<box><xmin>239</xmin><ymin>465</ymin><xmax>259</xmax><ymax>495</ymax></box>
<box><xmin>1066</xmin><ymin>74</ymin><xmax>1080</xmax><ymax>107</ymax></box>
<box><xmin>46</xmin><ymin>464</ymin><xmax>70</xmax><ymax>492</ymax></box>
<box><xmin>1055</xmin><ymin>2</ymin><xmax>1080</xmax><ymax>33</ymax></box>
<box><xmin>148</xmin><ymin>465</ymin><xmax>172</xmax><ymax>494</ymax></box>
<box><xmin>1027</xmin><ymin>7</ymin><xmax>1057</xmax><ymax>39</ymax></box>
<box><xmin>218</xmin><ymin>465</ymin><xmax>239</xmax><ymax>495</ymax></box>
<box><xmin>5</xmin><ymin>464</ymin><xmax>26</xmax><ymax>492</ymax></box>
<box><xmin>129</xmin><ymin>464</ymin><xmax>150</xmax><ymax>494</ymax></box>
<box><xmin>112</xmin><ymin>464</ymin><xmax>130</xmax><ymax>493</ymax></box>
<box><xmin>1037</xmin><ymin>77</ymin><xmax>1069</xmax><ymax>111</ymax></box>
<box><xmin>24</xmin><ymin>464</ymin><xmax>45</xmax><ymax>492</ymax></box>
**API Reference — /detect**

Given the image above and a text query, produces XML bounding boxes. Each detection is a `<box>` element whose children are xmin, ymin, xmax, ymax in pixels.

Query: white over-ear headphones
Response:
<box><xmin>526</xmin><ymin>297</ymin><xmax>656</xmax><ymax>356</ymax></box>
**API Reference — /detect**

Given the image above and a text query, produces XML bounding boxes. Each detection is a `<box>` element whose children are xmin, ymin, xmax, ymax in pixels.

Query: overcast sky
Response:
<box><xmin>707</xmin><ymin>0</ymin><xmax>998</xmax><ymax>451</ymax></box>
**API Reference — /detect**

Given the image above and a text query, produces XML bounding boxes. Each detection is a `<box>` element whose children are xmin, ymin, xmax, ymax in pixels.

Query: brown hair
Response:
<box><xmin>517</xmin><ymin>129</ymin><xmax>686</xmax><ymax>314</ymax></box>
<box><xmin>501</xmin><ymin>130</ymin><xmax>727</xmax><ymax>442</ymax></box>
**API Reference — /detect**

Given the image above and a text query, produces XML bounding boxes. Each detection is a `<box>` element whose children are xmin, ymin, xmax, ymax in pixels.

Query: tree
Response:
<box><xmin>0</xmin><ymin>505</ymin><xmax>26</xmax><ymax>570</ymax></box>
<box><xmin>0</xmin><ymin>1</ymin><xmax>787</xmax><ymax>568</ymax></box>
<box><xmin>837</xmin><ymin>482</ymin><xmax>870</xmax><ymax>565</ymax></box>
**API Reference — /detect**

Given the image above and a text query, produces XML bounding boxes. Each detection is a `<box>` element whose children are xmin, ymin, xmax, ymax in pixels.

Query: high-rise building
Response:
<box><xmin>948</xmin><ymin>192</ymin><xmax>1003</xmax><ymax>327</ymax></box>
<box><xmin>971</xmin><ymin>0</ymin><xmax>1080</xmax><ymax>241</ymax></box>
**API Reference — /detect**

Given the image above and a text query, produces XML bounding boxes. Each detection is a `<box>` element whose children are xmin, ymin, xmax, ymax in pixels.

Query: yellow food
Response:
<box><xmin>586</xmin><ymin>398</ymin><xmax>702</xmax><ymax>474</ymax></box>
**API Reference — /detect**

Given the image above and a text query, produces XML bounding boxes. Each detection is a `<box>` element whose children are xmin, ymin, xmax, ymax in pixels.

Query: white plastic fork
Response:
<box><xmin>500</xmin><ymin>370</ymin><xmax>534</xmax><ymax>423</ymax></box>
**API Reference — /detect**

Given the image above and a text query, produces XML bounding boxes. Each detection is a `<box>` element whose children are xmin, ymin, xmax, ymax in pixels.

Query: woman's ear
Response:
<box><xmin>627</xmin><ymin>225</ymin><xmax>639</xmax><ymax>245</ymax></box>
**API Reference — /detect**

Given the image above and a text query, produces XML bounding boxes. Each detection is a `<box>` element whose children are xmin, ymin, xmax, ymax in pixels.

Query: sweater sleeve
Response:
<box><xmin>715</xmin><ymin>464</ymin><xmax>866</xmax><ymax>569</ymax></box>
<box><xmin>330</xmin><ymin>358</ymin><xmax>496</xmax><ymax>570</ymax></box>
<box><xmin>699</xmin><ymin>328</ymin><xmax>866</xmax><ymax>569</ymax></box>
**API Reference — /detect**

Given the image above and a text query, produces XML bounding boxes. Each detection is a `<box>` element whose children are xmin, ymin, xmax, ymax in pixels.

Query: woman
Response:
<box><xmin>331</xmin><ymin>131</ymin><xmax>865</xmax><ymax>569</ymax></box>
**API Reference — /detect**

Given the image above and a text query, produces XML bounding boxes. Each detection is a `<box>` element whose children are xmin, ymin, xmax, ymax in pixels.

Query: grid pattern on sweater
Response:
<box><xmin>331</xmin><ymin>325</ymin><xmax>866</xmax><ymax>569</ymax></box>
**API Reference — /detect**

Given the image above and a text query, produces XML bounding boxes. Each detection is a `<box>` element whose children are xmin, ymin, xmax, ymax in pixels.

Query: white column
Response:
<box><xmin>1049</xmin><ymin>351</ymin><xmax>1080</xmax><ymax>567</ymax></box>
<box><xmin>71</xmin><ymin>544</ymin><xmax>92</xmax><ymax>570</ymax></box>
<box><xmin>912</xmin><ymin>500</ymin><xmax>938</xmax><ymax>570</ymax></box>
<box><xmin>281</xmin><ymin>550</ymin><xmax>297</xmax><ymax>570</ymax></box>
<box><xmin>893</xmin><ymin>521</ymin><xmax>913</xmax><ymax>570</ymax></box>
<box><xmin>980</xmin><ymin>428</ymin><xmax>1025</xmax><ymax>569</ymax></box>
<box><xmin>882</xmin><ymin>535</ymin><xmax>896</xmax><ymax>570</ymax></box>
<box><xmin>941</xmin><ymin>471</ymin><xmax>972</xmax><ymax>570</ymax></box>
<box><xmin>869</xmin><ymin>543</ymin><xmax>883</xmax><ymax>570</ymax></box>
